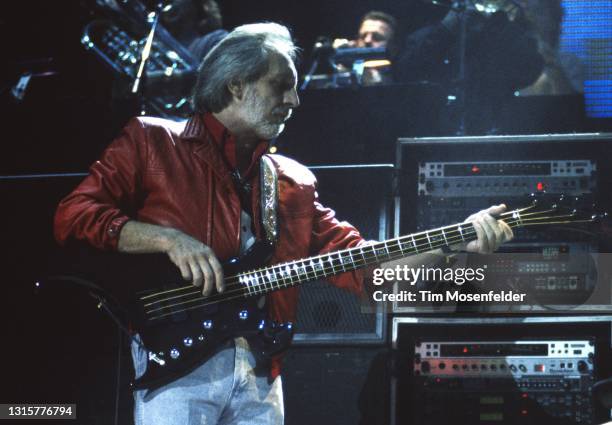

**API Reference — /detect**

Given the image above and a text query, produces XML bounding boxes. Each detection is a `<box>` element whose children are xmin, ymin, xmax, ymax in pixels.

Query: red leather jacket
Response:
<box><xmin>54</xmin><ymin>113</ymin><xmax>366</xmax><ymax>377</ymax></box>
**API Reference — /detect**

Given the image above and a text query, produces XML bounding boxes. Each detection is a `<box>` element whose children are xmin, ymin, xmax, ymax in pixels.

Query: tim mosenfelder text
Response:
<box><xmin>370</xmin><ymin>264</ymin><xmax>527</xmax><ymax>303</ymax></box>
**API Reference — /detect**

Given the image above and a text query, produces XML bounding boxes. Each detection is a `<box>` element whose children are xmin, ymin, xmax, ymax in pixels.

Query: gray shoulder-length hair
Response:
<box><xmin>192</xmin><ymin>22</ymin><xmax>298</xmax><ymax>113</ymax></box>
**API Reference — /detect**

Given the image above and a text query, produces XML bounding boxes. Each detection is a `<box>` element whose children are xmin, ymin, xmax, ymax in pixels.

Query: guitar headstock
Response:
<box><xmin>500</xmin><ymin>194</ymin><xmax>608</xmax><ymax>228</ymax></box>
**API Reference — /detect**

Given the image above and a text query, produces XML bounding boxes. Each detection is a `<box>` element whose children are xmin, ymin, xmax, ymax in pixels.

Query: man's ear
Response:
<box><xmin>227</xmin><ymin>79</ymin><xmax>244</xmax><ymax>100</ymax></box>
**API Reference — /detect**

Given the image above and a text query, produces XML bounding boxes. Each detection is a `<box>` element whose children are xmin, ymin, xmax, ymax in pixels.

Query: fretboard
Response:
<box><xmin>233</xmin><ymin>221</ymin><xmax>480</xmax><ymax>298</ymax></box>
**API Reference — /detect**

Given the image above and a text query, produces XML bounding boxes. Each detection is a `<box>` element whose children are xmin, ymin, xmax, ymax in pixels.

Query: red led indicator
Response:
<box><xmin>471</xmin><ymin>165</ymin><xmax>480</xmax><ymax>173</ymax></box>
<box><xmin>521</xmin><ymin>393</ymin><xmax>528</xmax><ymax>399</ymax></box>
<box><xmin>536</xmin><ymin>182</ymin><xmax>545</xmax><ymax>191</ymax></box>
<box><xmin>535</xmin><ymin>364</ymin><xmax>545</xmax><ymax>372</ymax></box>
<box><xmin>463</xmin><ymin>347</ymin><xmax>469</xmax><ymax>353</ymax></box>
<box><xmin>521</xmin><ymin>410</ymin><xmax>528</xmax><ymax>416</ymax></box>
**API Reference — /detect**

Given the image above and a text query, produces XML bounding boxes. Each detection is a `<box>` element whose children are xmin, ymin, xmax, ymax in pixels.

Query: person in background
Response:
<box><xmin>391</xmin><ymin>1</ymin><xmax>544</xmax><ymax>134</ymax></box>
<box><xmin>332</xmin><ymin>11</ymin><xmax>397</xmax><ymax>85</ymax></box>
<box><xmin>517</xmin><ymin>0</ymin><xmax>583</xmax><ymax>96</ymax></box>
<box><xmin>333</xmin><ymin>10</ymin><xmax>397</xmax><ymax>49</ymax></box>
<box><xmin>160</xmin><ymin>0</ymin><xmax>227</xmax><ymax>61</ymax></box>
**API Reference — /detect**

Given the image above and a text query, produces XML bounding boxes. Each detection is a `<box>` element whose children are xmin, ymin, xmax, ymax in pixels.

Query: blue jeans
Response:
<box><xmin>131</xmin><ymin>337</ymin><xmax>284</xmax><ymax>425</ymax></box>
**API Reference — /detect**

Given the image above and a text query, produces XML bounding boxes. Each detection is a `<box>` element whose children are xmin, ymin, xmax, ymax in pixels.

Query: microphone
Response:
<box><xmin>312</xmin><ymin>37</ymin><xmax>336</xmax><ymax>58</ymax></box>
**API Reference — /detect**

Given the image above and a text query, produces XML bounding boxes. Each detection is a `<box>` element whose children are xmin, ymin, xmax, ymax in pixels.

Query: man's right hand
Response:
<box><xmin>165</xmin><ymin>230</ymin><xmax>225</xmax><ymax>296</ymax></box>
<box><xmin>117</xmin><ymin>221</ymin><xmax>224</xmax><ymax>296</ymax></box>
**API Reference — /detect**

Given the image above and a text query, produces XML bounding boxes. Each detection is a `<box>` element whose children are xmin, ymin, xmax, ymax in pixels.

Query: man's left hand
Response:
<box><xmin>458</xmin><ymin>204</ymin><xmax>514</xmax><ymax>254</ymax></box>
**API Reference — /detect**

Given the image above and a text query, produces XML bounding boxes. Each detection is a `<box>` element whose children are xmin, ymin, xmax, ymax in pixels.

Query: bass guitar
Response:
<box><xmin>48</xmin><ymin>200</ymin><xmax>600</xmax><ymax>391</ymax></box>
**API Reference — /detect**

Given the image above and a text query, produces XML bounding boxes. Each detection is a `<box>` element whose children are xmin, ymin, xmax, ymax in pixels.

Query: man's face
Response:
<box><xmin>357</xmin><ymin>19</ymin><xmax>392</xmax><ymax>48</ymax></box>
<box><xmin>237</xmin><ymin>54</ymin><xmax>299</xmax><ymax>140</ymax></box>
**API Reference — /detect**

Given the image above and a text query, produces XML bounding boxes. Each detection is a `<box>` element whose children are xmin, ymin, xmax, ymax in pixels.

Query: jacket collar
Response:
<box><xmin>181</xmin><ymin>113</ymin><xmax>208</xmax><ymax>141</ymax></box>
<box><xmin>181</xmin><ymin>113</ymin><xmax>269</xmax><ymax>179</ymax></box>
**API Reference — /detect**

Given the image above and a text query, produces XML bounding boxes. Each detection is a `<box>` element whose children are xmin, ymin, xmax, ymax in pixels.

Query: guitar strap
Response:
<box><xmin>229</xmin><ymin>155</ymin><xmax>278</xmax><ymax>248</ymax></box>
<box><xmin>259</xmin><ymin>155</ymin><xmax>279</xmax><ymax>246</ymax></box>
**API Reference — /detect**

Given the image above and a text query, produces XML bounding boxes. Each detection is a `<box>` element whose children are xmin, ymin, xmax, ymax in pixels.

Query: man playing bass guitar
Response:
<box><xmin>54</xmin><ymin>22</ymin><xmax>512</xmax><ymax>425</ymax></box>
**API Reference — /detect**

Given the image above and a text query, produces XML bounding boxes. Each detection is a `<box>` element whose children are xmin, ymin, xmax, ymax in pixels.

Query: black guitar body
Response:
<box><xmin>56</xmin><ymin>241</ymin><xmax>293</xmax><ymax>391</ymax></box>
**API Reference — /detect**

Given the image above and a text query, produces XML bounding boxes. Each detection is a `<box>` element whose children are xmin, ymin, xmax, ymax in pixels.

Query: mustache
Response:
<box><xmin>273</xmin><ymin>108</ymin><xmax>293</xmax><ymax>121</ymax></box>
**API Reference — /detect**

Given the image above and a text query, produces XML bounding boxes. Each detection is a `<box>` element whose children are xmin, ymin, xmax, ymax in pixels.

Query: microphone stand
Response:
<box><xmin>453</xmin><ymin>0</ymin><xmax>468</xmax><ymax>135</ymax></box>
<box><xmin>131</xmin><ymin>3</ymin><xmax>163</xmax><ymax>115</ymax></box>
<box><xmin>426</xmin><ymin>0</ymin><xmax>469</xmax><ymax>135</ymax></box>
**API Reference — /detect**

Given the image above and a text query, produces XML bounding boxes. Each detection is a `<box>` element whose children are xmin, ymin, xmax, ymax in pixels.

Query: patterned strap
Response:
<box><xmin>259</xmin><ymin>155</ymin><xmax>279</xmax><ymax>246</ymax></box>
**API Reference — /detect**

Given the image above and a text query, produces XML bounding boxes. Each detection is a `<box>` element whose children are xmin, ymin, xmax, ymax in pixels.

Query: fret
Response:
<box><xmin>441</xmin><ymin>228</ymin><xmax>449</xmax><ymax>246</ymax></box>
<box><xmin>330</xmin><ymin>252</ymin><xmax>346</xmax><ymax>273</ymax></box>
<box><xmin>365</xmin><ymin>244</ymin><xmax>378</xmax><ymax>262</ymax></box>
<box><xmin>292</xmin><ymin>263</ymin><xmax>303</xmax><ymax>283</ymax></box>
<box><xmin>278</xmin><ymin>265</ymin><xmax>288</xmax><ymax>288</ymax></box>
<box><xmin>338</xmin><ymin>252</ymin><xmax>348</xmax><ymax>272</ymax></box>
<box><xmin>317</xmin><ymin>257</ymin><xmax>325</xmax><ymax>277</ymax></box>
<box><xmin>284</xmin><ymin>265</ymin><xmax>293</xmax><ymax>286</ymax></box>
<box><xmin>262</xmin><ymin>270</ymin><xmax>270</xmax><ymax>293</ymax></box>
<box><xmin>310</xmin><ymin>259</ymin><xmax>323</xmax><ymax>278</ymax></box>
<box><xmin>411</xmin><ymin>235</ymin><xmax>419</xmax><ymax>253</ymax></box>
<box><xmin>282</xmin><ymin>264</ymin><xmax>292</xmax><ymax>288</ymax></box>
<box><xmin>429</xmin><ymin>231</ymin><xmax>444</xmax><ymax>249</ymax></box>
<box><xmin>457</xmin><ymin>225</ymin><xmax>465</xmax><ymax>242</ymax></box>
<box><xmin>266</xmin><ymin>269</ymin><xmax>275</xmax><ymax>291</ymax></box>
<box><xmin>302</xmin><ymin>260</ymin><xmax>315</xmax><ymax>280</ymax></box>
<box><xmin>358</xmin><ymin>246</ymin><xmax>367</xmax><ymax>263</ymax></box>
<box><xmin>255</xmin><ymin>272</ymin><xmax>264</xmax><ymax>295</ymax></box>
<box><xmin>425</xmin><ymin>231</ymin><xmax>433</xmax><ymax>250</ymax></box>
<box><xmin>347</xmin><ymin>249</ymin><xmax>356</xmax><ymax>269</ymax></box>
<box><xmin>306</xmin><ymin>260</ymin><xmax>313</xmax><ymax>278</ymax></box>
<box><xmin>301</xmin><ymin>260</ymin><xmax>314</xmax><ymax>280</ymax></box>
<box><xmin>259</xmin><ymin>271</ymin><xmax>268</xmax><ymax>293</ymax></box>
<box><xmin>252</xmin><ymin>271</ymin><xmax>261</xmax><ymax>294</ymax></box>
<box><xmin>240</xmin><ymin>274</ymin><xmax>252</xmax><ymax>296</ymax></box>
<box><xmin>307</xmin><ymin>259</ymin><xmax>316</xmax><ymax>279</ymax></box>
<box><xmin>271</xmin><ymin>267</ymin><xmax>282</xmax><ymax>288</ymax></box>
<box><xmin>325</xmin><ymin>254</ymin><xmax>336</xmax><ymax>275</ymax></box>
<box><xmin>245</xmin><ymin>273</ymin><xmax>256</xmax><ymax>295</ymax></box>
<box><xmin>369</xmin><ymin>245</ymin><xmax>378</xmax><ymax>262</ymax></box>
<box><xmin>386</xmin><ymin>239</ymin><xmax>400</xmax><ymax>260</ymax></box>
<box><xmin>245</xmin><ymin>274</ymin><xmax>254</xmax><ymax>295</ymax></box>
<box><xmin>295</xmin><ymin>262</ymin><xmax>307</xmax><ymax>281</ymax></box>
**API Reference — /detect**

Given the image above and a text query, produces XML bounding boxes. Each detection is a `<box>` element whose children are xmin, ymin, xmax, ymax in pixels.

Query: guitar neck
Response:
<box><xmin>233</xmin><ymin>220</ymin><xmax>483</xmax><ymax>298</ymax></box>
<box><xmin>140</xmin><ymin>202</ymin><xmax>595</xmax><ymax>321</ymax></box>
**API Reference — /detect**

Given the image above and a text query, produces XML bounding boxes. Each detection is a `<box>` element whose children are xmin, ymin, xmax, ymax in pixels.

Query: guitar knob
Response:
<box><xmin>170</xmin><ymin>348</ymin><xmax>180</xmax><ymax>359</ymax></box>
<box><xmin>239</xmin><ymin>310</ymin><xmax>249</xmax><ymax>320</ymax></box>
<box><xmin>183</xmin><ymin>337</ymin><xmax>193</xmax><ymax>347</ymax></box>
<box><xmin>202</xmin><ymin>320</ymin><xmax>213</xmax><ymax>329</ymax></box>
<box><xmin>198</xmin><ymin>334</ymin><xmax>205</xmax><ymax>342</ymax></box>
